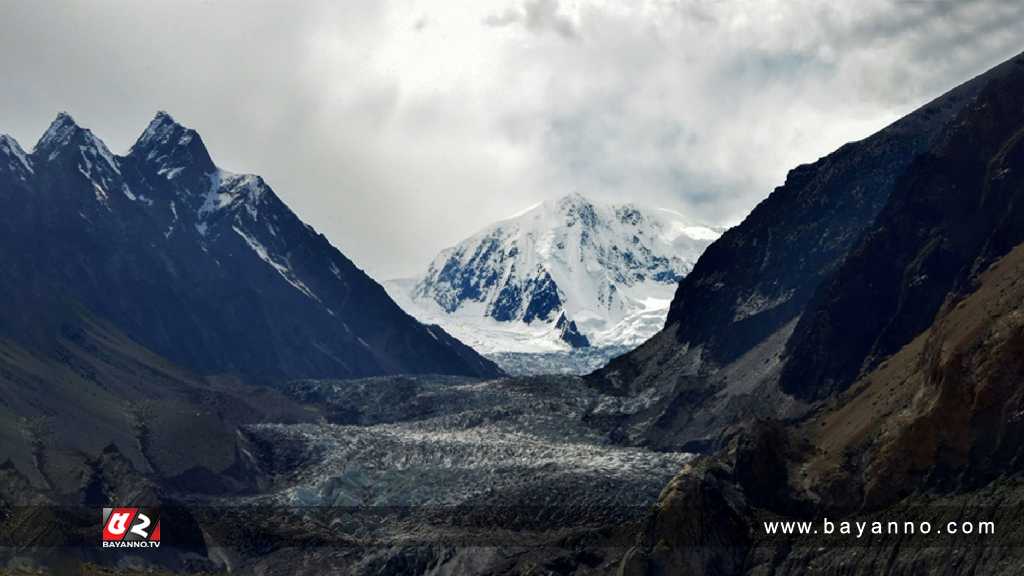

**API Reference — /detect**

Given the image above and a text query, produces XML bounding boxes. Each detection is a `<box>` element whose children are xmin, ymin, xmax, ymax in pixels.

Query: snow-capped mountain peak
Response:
<box><xmin>387</xmin><ymin>194</ymin><xmax>722</xmax><ymax>354</ymax></box>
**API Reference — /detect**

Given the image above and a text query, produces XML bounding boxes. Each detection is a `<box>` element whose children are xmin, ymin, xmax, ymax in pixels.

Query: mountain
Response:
<box><xmin>0</xmin><ymin>111</ymin><xmax>501</xmax><ymax>382</ymax></box>
<box><xmin>0</xmin><ymin>110</ymin><xmax>503</xmax><ymax>504</ymax></box>
<box><xmin>609</xmin><ymin>53</ymin><xmax>1024</xmax><ymax>574</ymax></box>
<box><xmin>386</xmin><ymin>193</ymin><xmax>720</xmax><ymax>354</ymax></box>
<box><xmin>587</xmin><ymin>52</ymin><xmax>1024</xmax><ymax>451</ymax></box>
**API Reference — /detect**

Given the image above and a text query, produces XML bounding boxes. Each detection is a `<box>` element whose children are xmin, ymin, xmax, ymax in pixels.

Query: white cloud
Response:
<box><xmin>0</xmin><ymin>0</ymin><xmax>1020</xmax><ymax>278</ymax></box>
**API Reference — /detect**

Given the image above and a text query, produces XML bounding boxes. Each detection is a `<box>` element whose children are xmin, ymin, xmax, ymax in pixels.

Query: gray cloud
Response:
<box><xmin>484</xmin><ymin>0</ymin><xmax>578</xmax><ymax>39</ymax></box>
<box><xmin>0</xmin><ymin>0</ymin><xmax>1021</xmax><ymax>278</ymax></box>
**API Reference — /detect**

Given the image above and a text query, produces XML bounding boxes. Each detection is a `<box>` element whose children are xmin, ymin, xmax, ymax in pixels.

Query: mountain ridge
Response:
<box><xmin>0</xmin><ymin>111</ymin><xmax>502</xmax><ymax>380</ymax></box>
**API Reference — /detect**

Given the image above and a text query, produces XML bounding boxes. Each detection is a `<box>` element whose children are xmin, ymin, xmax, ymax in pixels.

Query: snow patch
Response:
<box><xmin>158</xmin><ymin>166</ymin><xmax>185</xmax><ymax>180</ymax></box>
<box><xmin>200</xmin><ymin>170</ymin><xmax>266</xmax><ymax>221</ymax></box>
<box><xmin>82</xmin><ymin>133</ymin><xmax>121</xmax><ymax>175</ymax></box>
<box><xmin>91</xmin><ymin>182</ymin><xmax>109</xmax><ymax>205</ymax></box>
<box><xmin>233</xmin><ymin>225</ymin><xmax>320</xmax><ymax>302</ymax></box>
<box><xmin>165</xmin><ymin>201</ymin><xmax>179</xmax><ymax>238</ymax></box>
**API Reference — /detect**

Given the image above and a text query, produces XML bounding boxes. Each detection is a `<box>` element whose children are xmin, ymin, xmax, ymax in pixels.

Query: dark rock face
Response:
<box><xmin>659</xmin><ymin>82</ymin><xmax>988</xmax><ymax>367</ymax></box>
<box><xmin>616</xmin><ymin>53</ymin><xmax>1024</xmax><ymax>575</ymax></box>
<box><xmin>430</xmin><ymin>232</ymin><xmax>505</xmax><ymax>313</ymax></box>
<box><xmin>620</xmin><ymin>422</ymin><xmax>794</xmax><ymax>576</ymax></box>
<box><xmin>624</xmin><ymin>242</ymin><xmax>1024</xmax><ymax>576</ymax></box>
<box><xmin>0</xmin><ymin>112</ymin><xmax>502</xmax><ymax>380</ymax></box>
<box><xmin>490</xmin><ymin>268</ymin><xmax>526</xmax><ymax>322</ymax></box>
<box><xmin>780</xmin><ymin>60</ymin><xmax>1024</xmax><ymax>400</ymax></box>
<box><xmin>555</xmin><ymin>312</ymin><xmax>590</xmax><ymax>348</ymax></box>
<box><xmin>588</xmin><ymin>51</ymin><xmax>1024</xmax><ymax>449</ymax></box>
<box><xmin>521</xmin><ymin>270</ymin><xmax>562</xmax><ymax>323</ymax></box>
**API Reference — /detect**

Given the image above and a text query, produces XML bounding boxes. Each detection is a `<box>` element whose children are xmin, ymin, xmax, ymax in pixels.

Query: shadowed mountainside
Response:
<box><xmin>0</xmin><ymin>112</ymin><xmax>501</xmax><ymax>382</ymax></box>
<box><xmin>587</xmin><ymin>51</ymin><xmax>1024</xmax><ymax>452</ymax></box>
<box><xmin>617</xmin><ymin>52</ymin><xmax>1024</xmax><ymax>575</ymax></box>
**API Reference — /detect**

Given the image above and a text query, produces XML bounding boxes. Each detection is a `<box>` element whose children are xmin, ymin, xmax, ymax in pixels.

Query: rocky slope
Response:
<box><xmin>0</xmin><ymin>112</ymin><xmax>500</xmax><ymax>380</ymax></box>
<box><xmin>623</xmin><ymin>228</ymin><xmax>1024</xmax><ymax>576</ymax></box>
<box><xmin>0</xmin><ymin>311</ymin><xmax>313</xmax><ymax>496</ymax></box>
<box><xmin>587</xmin><ymin>51</ymin><xmax>1024</xmax><ymax>451</ymax></box>
<box><xmin>617</xmin><ymin>52</ymin><xmax>1024</xmax><ymax>574</ymax></box>
<box><xmin>387</xmin><ymin>193</ymin><xmax>719</xmax><ymax>354</ymax></box>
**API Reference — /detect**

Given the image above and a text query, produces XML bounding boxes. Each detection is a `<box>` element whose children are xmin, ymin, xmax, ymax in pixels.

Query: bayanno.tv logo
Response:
<box><xmin>101</xmin><ymin>507</ymin><xmax>161</xmax><ymax>549</ymax></box>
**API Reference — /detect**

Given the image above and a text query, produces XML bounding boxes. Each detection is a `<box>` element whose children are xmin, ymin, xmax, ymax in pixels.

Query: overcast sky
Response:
<box><xmin>1</xmin><ymin>1</ymin><xmax>1021</xmax><ymax>278</ymax></box>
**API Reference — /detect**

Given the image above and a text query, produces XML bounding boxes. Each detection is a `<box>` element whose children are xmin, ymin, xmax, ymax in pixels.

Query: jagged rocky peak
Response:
<box><xmin>34</xmin><ymin>111</ymin><xmax>80</xmax><ymax>152</ymax></box>
<box><xmin>0</xmin><ymin>111</ymin><xmax>504</xmax><ymax>380</ymax></box>
<box><xmin>129</xmin><ymin>110</ymin><xmax>214</xmax><ymax>175</ymax></box>
<box><xmin>134</xmin><ymin>110</ymin><xmax>184</xmax><ymax>150</ymax></box>
<box><xmin>0</xmin><ymin>134</ymin><xmax>33</xmax><ymax>177</ymax></box>
<box><xmin>32</xmin><ymin>112</ymin><xmax>120</xmax><ymax>176</ymax></box>
<box><xmin>123</xmin><ymin>111</ymin><xmax>273</xmax><ymax>228</ymax></box>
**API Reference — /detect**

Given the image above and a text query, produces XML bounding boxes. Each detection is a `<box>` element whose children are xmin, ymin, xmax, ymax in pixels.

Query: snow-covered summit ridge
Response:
<box><xmin>387</xmin><ymin>193</ymin><xmax>722</xmax><ymax>353</ymax></box>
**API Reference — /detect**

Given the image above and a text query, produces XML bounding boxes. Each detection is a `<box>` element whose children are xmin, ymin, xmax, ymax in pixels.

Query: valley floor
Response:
<box><xmin>8</xmin><ymin>375</ymin><xmax>690</xmax><ymax>574</ymax></box>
